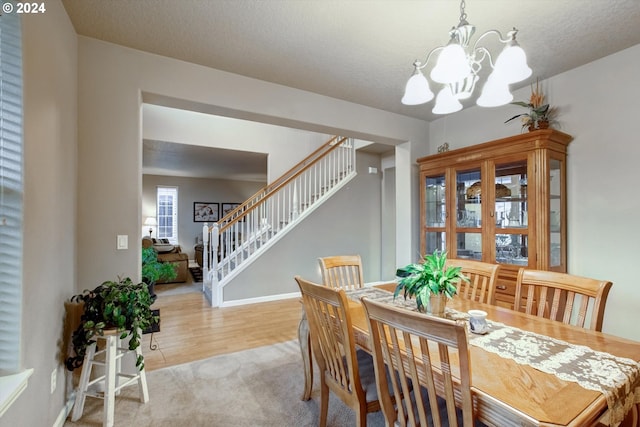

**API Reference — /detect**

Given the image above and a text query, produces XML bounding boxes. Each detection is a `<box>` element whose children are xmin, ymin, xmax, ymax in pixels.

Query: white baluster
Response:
<box><xmin>292</xmin><ymin>181</ymin><xmax>299</xmax><ymax>220</ymax></box>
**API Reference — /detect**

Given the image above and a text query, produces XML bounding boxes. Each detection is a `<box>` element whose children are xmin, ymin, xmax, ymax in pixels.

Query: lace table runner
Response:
<box><xmin>347</xmin><ymin>287</ymin><xmax>640</xmax><ymax>426</ymax></box>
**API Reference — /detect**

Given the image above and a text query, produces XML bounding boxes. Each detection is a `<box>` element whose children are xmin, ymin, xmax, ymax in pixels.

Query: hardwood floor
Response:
<box><xmin>141</xmin><ymin>287</ymin><xmax>302</xmax><ymax>371</ymax></box>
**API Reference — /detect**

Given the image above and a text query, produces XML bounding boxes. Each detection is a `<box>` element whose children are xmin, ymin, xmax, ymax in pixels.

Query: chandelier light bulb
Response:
<box><xmin>430</xmin><ymin>43</ymin><xmax>471</xmax><ymax>84</ymax></box>
<box><xmin>493</xmin><ymin>41</ymin><xmax>532</xmax><ymax>84</ymax></box>
<box><xmin>432</xmin><ymin>87</ymin><xmax>463</xmax><ymax>114</ymax></box>
<box><xmin>477</xmin><ymin>74</ymin><xmax>514</xmax><ymax>107</ymax></box>
<box><xmin>401</xmin><ymin>69</ymin><xmax>434</xmax><ymax>105</ymax></box>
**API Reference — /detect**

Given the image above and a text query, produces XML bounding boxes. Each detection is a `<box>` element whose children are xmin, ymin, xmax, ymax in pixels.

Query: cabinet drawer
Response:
<box><xmin>494</xmin><ymin>279</ymin><xmax>515</xmax><ymax>310</ymax></box>
<box><xmin>495</xmin><ymin>281</ymin><xmax>515</xmax><ymax>296</ymax></box>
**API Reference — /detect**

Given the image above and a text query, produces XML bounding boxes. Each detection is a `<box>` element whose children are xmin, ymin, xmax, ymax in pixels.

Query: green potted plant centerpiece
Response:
<box><xmin>65</xmin><ymin>277</ymin><xmax>158</xmax><ymax>372</ymax></box>
<box><xmin>394</xmin><ymin>250</ymin><xmax>469</xmax><ymax>316</ymax></box>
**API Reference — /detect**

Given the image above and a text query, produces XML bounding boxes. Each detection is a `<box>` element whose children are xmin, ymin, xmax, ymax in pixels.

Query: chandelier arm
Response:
<box><xmin>473</xmin><ymin>46</ymin><xmax>494</xmax><ymax>70</ymax></box>
<box><xmin>471</xmin><ymin>28</ymin><xmax>515</xmax><ymax>52</ymax></box>
<box><xmin>414</xmin><ymin>46</ymin><xmax>445</xmax><ymax>71</ymax></box>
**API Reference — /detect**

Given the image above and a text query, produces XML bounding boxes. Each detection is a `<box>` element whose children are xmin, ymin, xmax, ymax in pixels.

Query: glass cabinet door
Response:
<box><xmin>455</xmin><ymin>169</ymin><xmax>482</xmax><ymax>260</ymax></box>
<box><xmin>494</xmin><ymin>160</ymin><xmax>529</xmax><ymax>267</ymax></box>
<box><xmin>424</xmin><ymin>175</ymin><xmax>446</xmax><ymax>253</ymax></box>
<box><xmin>549</xmin><ymin>158</ymin><xmax>562</xmax><ymax>267</ymax></box>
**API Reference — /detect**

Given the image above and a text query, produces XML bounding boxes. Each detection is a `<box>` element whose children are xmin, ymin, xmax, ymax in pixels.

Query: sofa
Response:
<box><xmin>142</xmin><ymin>237</ymin><xmax>188</xmax><ymax>283</ymax></box>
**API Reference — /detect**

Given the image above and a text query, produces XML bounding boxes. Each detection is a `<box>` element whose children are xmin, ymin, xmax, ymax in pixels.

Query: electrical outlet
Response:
<box><xmin>50</xmin><ymin>368</ymin><xmax>57</xmax><ymax>394</ymax></box>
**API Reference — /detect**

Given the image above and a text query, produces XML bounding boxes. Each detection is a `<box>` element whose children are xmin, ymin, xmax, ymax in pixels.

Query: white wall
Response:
<box><xmin>142</xmin><ymin>174</ymin><xmax>264</xmax><ymax>259</ymax></box>
<box><xmin>7</xmin><ymin>2</ymin><xmax>78</xmax><ymax>426</ymax></box>
<box><xmin>428</xmin><ymin>44</ymin><xmax>640</xmax><ymax>341</ymax></box>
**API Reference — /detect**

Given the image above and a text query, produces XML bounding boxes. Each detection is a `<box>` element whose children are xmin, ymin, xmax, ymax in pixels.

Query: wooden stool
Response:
<box><xmin>71</xmin><ymin>329</ymin><xmax>149</xmax><ymax>427</ymax></box>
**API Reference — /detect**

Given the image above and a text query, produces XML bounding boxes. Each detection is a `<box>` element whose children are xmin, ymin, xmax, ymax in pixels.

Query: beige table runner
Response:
<box><xmin>346</xmin><ymin>287</ymin><xmax>640</xmax><ymax>426</ymax></box>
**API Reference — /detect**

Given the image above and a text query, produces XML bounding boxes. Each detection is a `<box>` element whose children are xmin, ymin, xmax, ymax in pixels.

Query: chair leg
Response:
<box><xmin>298</xmin><ymin>309</ymin><xmax>313</xmax><ymax>401</ymax></box>
<box><xmin>103</xmin><ymin>335</ymin><xmax>117</xmax><ymax>427</ymax></box>
<box><xmin>135</xmin><ymin>344</ymin><xmax>149</xmax><ymax>403</ymax></box>
<box><xmin>319</xmin><ymin>380</ymin><xmax>329</xmax><ymax>427</ymax></box>
<box><xmin>355</xmin><ymin>399</ymin><xmax>369</xmax><ymax>427</ymax></box>
<box><xmin>71</xmin><ymin>341</ymin><xmax>96</xmax><ymax>422</ymax></box>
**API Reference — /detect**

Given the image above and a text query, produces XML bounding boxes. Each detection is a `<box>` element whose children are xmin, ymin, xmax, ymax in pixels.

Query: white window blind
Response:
<box><xmin>0</xmin><ymin>11</ymin><xmax>23</xmax><ymax>375</ymax></box>
<box><xmin>157</xmin><ymin>186</ymin><xmax>178</xmax><ymax>244</ymax></box>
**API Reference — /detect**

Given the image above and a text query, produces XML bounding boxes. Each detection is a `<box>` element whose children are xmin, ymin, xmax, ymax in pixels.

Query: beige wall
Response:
<box><xmin>223</xmin><ymin>151</ymin><xmax>386</xmax><ymax>301</ymax></box>
<box><xmin>142</xmin><ymin>174</ymin><xmax>265</xmax><ymax>260</ymax></box>
<box><xmin>428</xmin><ymin>44</ymin><xmax>640</xmax><ymax>341</ymax></box>
<box><xmin>75</xmin><ymin>35</ymin><xmax>429</xmax><ymax>298</ymax></box>
<box><xmin>143</xmin><ymin>104</ymin><xmax>330</xmax><ymax>182</ymax></box>
<box><xmin>15</xmin><ymin>3</ymin><xmax>640</xmax><ymax>424</ymax></box>
<box><xmin>7</xmin><ymin>1</ymin><xmax>78</xmax><ymax>426</ymax></box>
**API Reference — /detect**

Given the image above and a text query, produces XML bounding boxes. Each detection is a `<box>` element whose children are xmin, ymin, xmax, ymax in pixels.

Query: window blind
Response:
<box><xmin>0</xmin><ymin>11</ymin><xmax>23</xmax><ymax>375</ymax></box>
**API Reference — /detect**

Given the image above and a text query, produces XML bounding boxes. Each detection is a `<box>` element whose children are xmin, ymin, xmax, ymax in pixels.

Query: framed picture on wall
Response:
<box><xmin>193</xmin><ymin>202</ymin><xmax>219</xmax><ymax>222</ymax></box>
<box><xmin>222</xmin><ymin>202</ymin><xmax>242</xmax><ymax>220</ymax></box>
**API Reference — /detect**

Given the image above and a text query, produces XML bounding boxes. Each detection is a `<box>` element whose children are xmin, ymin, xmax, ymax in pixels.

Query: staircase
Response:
<box><xmin>200</xmin><ymin>136</ymin><xmax>356</xmax><ymax>306</ymax></box>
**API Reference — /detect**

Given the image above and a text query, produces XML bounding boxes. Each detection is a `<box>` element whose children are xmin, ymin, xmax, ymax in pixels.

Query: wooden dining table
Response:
<box><xmin>334</xmin><ymin>283</ymin><xmax>640</xmax><ymax>427</ymax></box>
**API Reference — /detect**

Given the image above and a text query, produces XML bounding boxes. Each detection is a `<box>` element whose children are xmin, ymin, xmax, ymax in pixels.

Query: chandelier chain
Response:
<box><xmin>459</xmin><ymin>0</ymin><xmax>467</xmax><ymax>22</ymax></box>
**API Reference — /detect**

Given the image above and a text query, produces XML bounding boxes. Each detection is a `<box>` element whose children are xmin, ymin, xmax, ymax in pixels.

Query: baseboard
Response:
<box><xmin>220</xmin><ymin>291</ymin><xmax>299</xmax><ymax>307</ymax></box>
<box><xmin>52</xmin><ymin>394</ymin><xmax>75</xmax><ymax>427</ymax></box>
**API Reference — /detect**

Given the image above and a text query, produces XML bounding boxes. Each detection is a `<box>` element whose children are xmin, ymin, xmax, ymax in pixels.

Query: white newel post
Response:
<box><xmin>211</xmin><ymin>222</ymin><xmax>221</xmax><ymax>307</ymax></box>
<box><xmin>202</xmin><ymin>223</ymin><xmax>209</xmax><ymax>294</ymax></box>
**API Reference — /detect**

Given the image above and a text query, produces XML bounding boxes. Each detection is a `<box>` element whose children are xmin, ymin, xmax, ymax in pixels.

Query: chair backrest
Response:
<box><xmin>514</xmin><ymin>268</ymin><xmax>613</xmax><ymax>331</ymax></box>
<box><xmin>318</xmin><ymin>255</ymin><xmax>364</xmax><ymax>290</ymax></box>
<box><xmin>362</xmin><ymin>297</ymin><xmax>475</xmax><ymax>427</ymax></box>
<box><xmin>295</xmin><ymin>276</ymin><xmax>366</xmax><ymax>404</ymax></box>
<box><xmin>446</xmin><ymin>259</ymin><xmax>500</xmax><ymax>305</ymax></box>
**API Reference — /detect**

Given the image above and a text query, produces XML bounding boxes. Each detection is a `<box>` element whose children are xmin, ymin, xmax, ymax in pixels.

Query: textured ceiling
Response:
<box><xmin>62</xmin><ymin>0</ymin><xmax>640</xmax><ymax>180</ymax></box>
<box><xmin>62</xmin><ymin>0</ymin><xmax>640</xmax><ymax>122</ymax></box>
<box><xmin>143</xmin><ymin>140</ymin><xmax>268</xmax><ymax>182</ymax></box>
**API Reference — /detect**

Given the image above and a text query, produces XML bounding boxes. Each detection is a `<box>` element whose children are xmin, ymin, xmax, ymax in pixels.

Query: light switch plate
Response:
<box><xmin>117</xmin><ymin>235</ymin><xmax>128</xmax><ymax>250</ymax></box>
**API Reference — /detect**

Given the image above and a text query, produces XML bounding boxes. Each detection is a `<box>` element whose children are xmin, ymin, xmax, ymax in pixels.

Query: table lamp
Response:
<box><xmin>144</xmin><ymin>217</ymin><xmax>157</xmax><ymax>237</ymax></box>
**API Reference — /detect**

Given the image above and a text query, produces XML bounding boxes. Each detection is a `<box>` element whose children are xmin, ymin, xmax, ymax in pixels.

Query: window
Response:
<box><xmin>0</xmin><ymin>9</ymin><xmax>23</xmax><ymax>376</ymax></box>
<box><xmin>0</xmin><ymin>11</ymin><xmax>32</xmax><ymax>418</ymax></box>
<box><xmin>157</xmin><ymin>186</ymin><xmax>178</xmax><ymax>244</ymax></box>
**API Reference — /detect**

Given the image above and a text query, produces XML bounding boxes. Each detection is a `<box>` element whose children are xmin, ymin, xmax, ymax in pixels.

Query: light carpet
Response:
<box><xmin>64</xmin><ymin>340</ymin><xmax>386</xmax><ymax>427</ymax></box>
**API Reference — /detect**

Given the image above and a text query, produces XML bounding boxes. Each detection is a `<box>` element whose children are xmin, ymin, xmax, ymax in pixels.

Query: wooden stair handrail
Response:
<box><xmin>213</xmin><ymin>136</ymin><xmax>349</xmax><ymax>233</ymax></box>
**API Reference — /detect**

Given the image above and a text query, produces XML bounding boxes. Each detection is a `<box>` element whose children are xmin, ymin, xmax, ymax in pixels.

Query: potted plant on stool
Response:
<box><xmin>65</xmin><ymin>277</ymin><xmax>158</xmax><ymax>371</ymax></box>
<box><xmin>394</xmin><ymin>250</ymin><xmax>469</xmax><ymax>316</ymax></box>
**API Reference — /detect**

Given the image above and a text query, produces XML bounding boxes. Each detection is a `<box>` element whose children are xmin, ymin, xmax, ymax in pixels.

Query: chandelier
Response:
<box><xmin>401</xmin><ymin>0</ymin><xmax>532</xmax><ymax>114</ymax></box>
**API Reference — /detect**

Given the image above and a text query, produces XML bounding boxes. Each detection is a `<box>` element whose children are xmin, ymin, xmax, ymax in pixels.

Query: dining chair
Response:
<box><xmin>300</xmin><ymin>254</ymin><xmax>366</xmax><ymax>400</ymax></box>
<box><xmin>295</xmin><ymin>276</ymin><xmax>382</xmax><ymax>427</ymax></box>
<box><xmin>318</xmin><ymin>254</ymin><xmax>365</xmax><ymax>290</ymax></box>
<box><xmin>514</xmin><ymin>268</ymin><xmax>613</xmax><ymax>331</ymax></box>
<box><xmin>446</xmin><ymin>259</ymin><xmax>500</xmax><ymax>305</ymax></box>
<box><xmin>362</xmin><ymin>296</ymin><xmax>479</xmax><ymax>427</ymax></box>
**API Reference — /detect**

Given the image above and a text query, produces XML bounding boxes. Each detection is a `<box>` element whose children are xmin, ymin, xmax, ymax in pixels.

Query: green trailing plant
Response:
<box><xmin>141</xmin><ymin>246</ymin><xmax>178</xmax><ymax>284</ymax></box>
<box><xmin>394</xmin><ymin>250</ymin><xmax>469</xmax><ymax>311</ymax></box>
<box><xmin>65</xmin><ymin>277</ymin><xmax>158</xmax><ymax>372</ymax></box>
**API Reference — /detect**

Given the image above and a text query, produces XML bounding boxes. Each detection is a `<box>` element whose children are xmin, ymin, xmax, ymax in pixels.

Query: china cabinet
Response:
<box><xmin>417</xmin><ymin>129</ymin><xmax>573</xmax><ymax>308</ymax></box>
